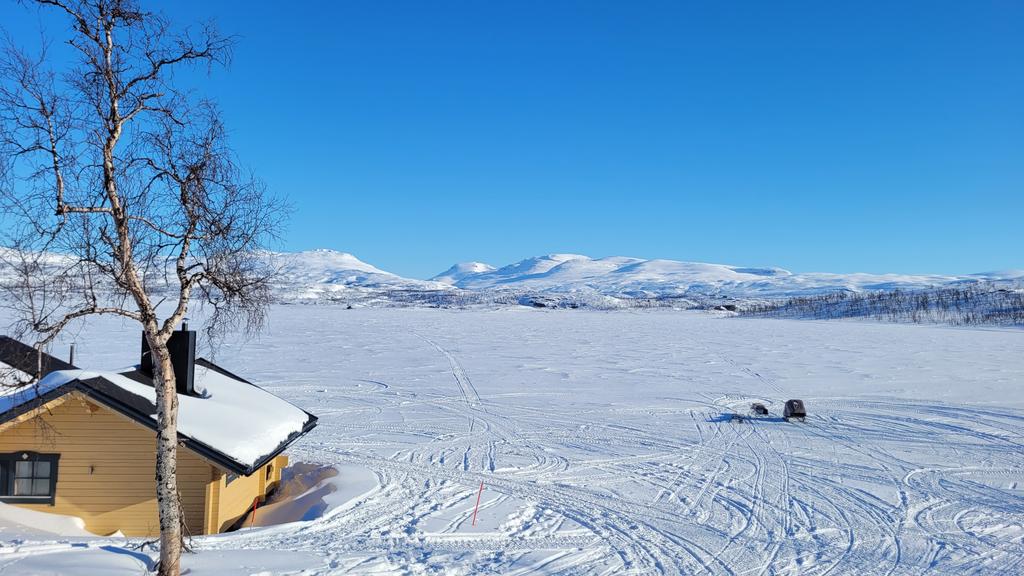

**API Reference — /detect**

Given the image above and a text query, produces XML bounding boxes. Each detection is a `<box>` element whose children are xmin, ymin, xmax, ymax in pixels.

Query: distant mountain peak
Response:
<box><xmin>280</xmin><ymin>249</ymin><xmax>394</xmax><ymax>277</ymax></box>
<box><xmin>431</xmin><ymin>261</ymin><xmax>496</xmax><ymax>285</ymax></box>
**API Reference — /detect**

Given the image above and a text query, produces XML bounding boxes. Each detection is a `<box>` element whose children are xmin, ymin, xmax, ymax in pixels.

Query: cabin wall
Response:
<box><xmin>211</xmin><ymin>455</ymin><xmax>286</xmax><ymax>533</ymax></box>
<box><xmin>204</xmin><ymin>470</ymin><xmax>220</xmax><ymax>534</ymax></box>
<box><xmin>0</xmin><ymin>393</ymin><xmax>215</xmax><ymax>537</ymax></box>
<box><xmin>267</xmin><ymin>454</ymin><xmax>287</xmax><ymax>491</ymax></box>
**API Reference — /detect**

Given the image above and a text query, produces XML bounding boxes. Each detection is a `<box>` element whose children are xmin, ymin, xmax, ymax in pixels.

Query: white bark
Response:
<box><xmin>151</xmin><ymin>338</ymin><xmax>182</xmax><ymax>575</ymax></box>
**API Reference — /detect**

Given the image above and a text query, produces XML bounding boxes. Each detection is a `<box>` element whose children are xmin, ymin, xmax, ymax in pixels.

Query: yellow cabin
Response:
<box><xmin>0</xmin><ymin>332</ymin><xmax>317</xmax><ymax>537</ymax></box>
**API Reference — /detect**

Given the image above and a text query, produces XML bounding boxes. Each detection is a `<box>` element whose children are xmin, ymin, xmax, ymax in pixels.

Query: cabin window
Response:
<box><xmin>266</xmin><ymin>464</ymin><xmax>273</xmax><ymax>482</ymax></box>
<box><xmin>0</xmin><ymin>452</ymin><xmax>59</xmax><ymax>505</ymax></box>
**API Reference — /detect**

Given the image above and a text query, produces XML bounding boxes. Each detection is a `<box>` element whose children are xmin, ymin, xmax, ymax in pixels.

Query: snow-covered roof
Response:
<box><xmin>0</xmin><ymin>360</ymin><xmax>31</xmax><ymax>387</ymax></box>
<box><xmin>0</xmin><ymin>336</ymin><xmax>317</xmax><ymax>475</ymax></box>
<box><xmin>0</xmin><ymin>337</ymin><xmax>75</xmax><ymax>413</ymax></box>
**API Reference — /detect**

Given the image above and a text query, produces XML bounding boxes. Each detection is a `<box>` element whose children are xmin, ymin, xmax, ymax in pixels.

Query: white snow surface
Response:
<box><xmin>0</xmin><ymin>503</ymin><xmax>95</xmax><ymax>538</ymax></box>
<box><xmin>227</xmin><ymin>462</ymin><xmax>379</xmax><ymax>529</ymax></box>
<box><xmin>1</xmin><ymin>306</ymin><xmax>1024</xmax><ymax>574</ymax></box>
<box><xmin>27</xmin><ymin>363</ymin><xmax>310</xmax><ymax>468</ymax></box>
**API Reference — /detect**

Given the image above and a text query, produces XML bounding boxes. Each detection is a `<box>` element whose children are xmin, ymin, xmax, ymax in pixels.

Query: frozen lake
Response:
<box><xmin>3</xmin><ymin>306</ymin><xmax>1024</xmax><ymax>574</ymax></box>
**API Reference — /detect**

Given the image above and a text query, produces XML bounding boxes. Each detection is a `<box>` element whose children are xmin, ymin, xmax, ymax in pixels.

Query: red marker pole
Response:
<box><xmin>471</xmin><ymin>482</ymin><xmax>484</xmax><ymax>527</ymax></box>
<box><xmin>250</xmin><ymin>497</ymin><xmax>259</xmax><ymax>528</ymax></box>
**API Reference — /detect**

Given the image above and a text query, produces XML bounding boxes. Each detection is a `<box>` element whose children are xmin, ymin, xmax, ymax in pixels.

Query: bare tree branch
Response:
<box><xmin>0</xmin><ymin>3</ymin><xmax>283</xmax><ymax>575</ymax></box>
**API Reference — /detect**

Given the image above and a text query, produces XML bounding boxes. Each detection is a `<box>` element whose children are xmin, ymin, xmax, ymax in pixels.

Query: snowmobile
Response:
<box><xmin>731</xmin><ymin>402</ymin><xmax>769</xmax><ymax>423</ymax></box>
<box><xmin>783</xmin><ymin>399</ymin><xmax>806</xmax><ymax>422</ymax></box>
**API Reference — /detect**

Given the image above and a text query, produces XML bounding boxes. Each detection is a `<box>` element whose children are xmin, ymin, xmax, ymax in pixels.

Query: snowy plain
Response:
<box><xmin>0</xmin><ymin>306</ymin><xmax>1023</xmax><ymax>574</ymax></box>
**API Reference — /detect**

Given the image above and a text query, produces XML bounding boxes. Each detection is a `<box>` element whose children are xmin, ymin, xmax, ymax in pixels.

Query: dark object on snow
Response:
<box><xmin>730</xmin><ymin>413</ymin><xmax>745</xmax><ymax>423</ymax></box>
<box><xmin>783</xmin><ymin>399</ymin><xmax>806</xmax><ymax>421</ymax></box>
<box><xmin>750</xmin><ymin>403</ymin><xmax>768</xmax><ymax>416</ymax></box>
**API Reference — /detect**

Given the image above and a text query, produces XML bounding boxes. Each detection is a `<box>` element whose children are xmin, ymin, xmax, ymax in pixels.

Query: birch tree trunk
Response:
<box><xmin>151</xmin><ymin>339</ymin><xmax>182</xmax><ymax>575</ymax></box>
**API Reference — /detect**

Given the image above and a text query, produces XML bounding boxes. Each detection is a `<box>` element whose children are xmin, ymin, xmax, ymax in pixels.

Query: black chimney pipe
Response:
<box><xmin>140</xmin><ymin>322</ymin><xmax>196</xmax><ymax>395</ymax></box>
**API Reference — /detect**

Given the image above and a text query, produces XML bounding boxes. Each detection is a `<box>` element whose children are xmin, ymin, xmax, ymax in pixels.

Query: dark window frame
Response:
<box><xmin>0</xmin><ymin>451</ymin><xmax>60</xmax><ymax>506</ymax></box>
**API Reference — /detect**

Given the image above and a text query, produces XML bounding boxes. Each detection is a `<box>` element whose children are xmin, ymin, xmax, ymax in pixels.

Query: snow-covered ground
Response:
<box><xmin>2</xmin><ymin>307</ymin><xmax>1023</xmax><ymax>574</ymax></box>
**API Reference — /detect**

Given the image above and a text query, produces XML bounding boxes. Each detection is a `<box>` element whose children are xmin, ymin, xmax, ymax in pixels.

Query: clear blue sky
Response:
<box><xmin>4</xmin><ymin>1</ymin><xmax>1022</xmax><ymax>279</ymax></box>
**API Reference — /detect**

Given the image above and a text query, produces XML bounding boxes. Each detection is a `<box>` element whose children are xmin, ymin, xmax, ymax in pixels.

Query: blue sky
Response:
<box><xmin>4</xmin><ymin>1</ymin><xmax>1022</xmax><ymax>279</ymax></box>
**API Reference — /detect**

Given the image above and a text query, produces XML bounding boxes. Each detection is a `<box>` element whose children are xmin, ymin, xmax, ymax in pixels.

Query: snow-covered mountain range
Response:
<box><xmin>4</xmin><ymin>247</ymin><xmax>1022</xmax><ymax>308</ymax></box>
<box><xmin>270</xmin><ymin>250</ymin><xmax>1024</xmax><ymax>306</ymax></box>
<box><xmin>429</xmin><ymin>253</ymin><xmax>989</xmax><ymax>296</ymax></box>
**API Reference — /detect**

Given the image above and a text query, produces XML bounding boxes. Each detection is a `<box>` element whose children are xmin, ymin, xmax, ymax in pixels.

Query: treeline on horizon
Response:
<box><xmin>743</xmin><ymin>283</ymin><xmax>1024</xmax><ymax>327</ymax></box>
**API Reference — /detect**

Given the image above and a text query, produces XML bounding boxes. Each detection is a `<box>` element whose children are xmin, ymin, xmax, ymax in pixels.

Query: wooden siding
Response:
<box><xmin>0</xmin><ymin>391</ymin><xmax>289</xmax><ymax>536</ymax></box>
<box><xmin>208</xmin><ymin>455</ymin><xmax>286</xmax><ymax>533</ymax></box>
<box><xmin>204</xmin><ymin>469</ymin><xmax>220</xmax><ymax>534</ymax></box>
<box><xmin>0</xmin><ymin>392</ymin><xmax>216</xmax><ymax>536</ymax></box>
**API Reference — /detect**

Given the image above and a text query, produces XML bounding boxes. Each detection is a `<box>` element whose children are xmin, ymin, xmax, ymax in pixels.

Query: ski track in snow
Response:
<box><xmin>4</xmin><ymin>307</ymin><xmax>1024</xmax><ymax>575</ymax></box>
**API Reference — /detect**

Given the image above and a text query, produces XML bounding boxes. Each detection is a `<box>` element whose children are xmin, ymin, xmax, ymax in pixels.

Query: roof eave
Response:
<box><xmin>0</xmin><ymin>376</ymin><xmax>320</xmax><ymax>478</ymax></box>
<box><xmin>80</xmin><ymin>379</ymin><xmax>319</xmax><ymax>476</ymax></box>
<box><xmin>242</xmin><ymin>413</ymin><xmax>319</xmax><ymax>475</ymax></box>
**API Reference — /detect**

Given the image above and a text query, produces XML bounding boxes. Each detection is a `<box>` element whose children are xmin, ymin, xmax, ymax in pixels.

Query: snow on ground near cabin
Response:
<box><xmin>0</xmin><ymin>469</ymin><xmax>356</xmax><ymax>575</ymax></box>
<box><xmin>2</xmin><ymin>306</ymin><xmax>1024</xmax><ymax>574</ymax></box>
<box><xmin>0</xmin><ymin>503</ymin><xmax>97</xmax><ymax>538</ymax></box>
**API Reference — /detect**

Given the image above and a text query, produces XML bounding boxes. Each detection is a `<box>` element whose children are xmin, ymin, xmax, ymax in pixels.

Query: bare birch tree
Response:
<box><xmin>0</xmin><ymin>1</ymin><xmax>283</xmax><ymax>573</ymax></box>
